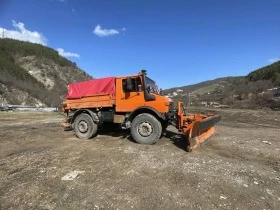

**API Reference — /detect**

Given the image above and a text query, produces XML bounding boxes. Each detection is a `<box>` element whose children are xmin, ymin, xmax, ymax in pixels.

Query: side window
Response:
<box><xmin>122</xmin><ymin>77</ymin><xmax>142</xmax><ymax>92</ymax></box>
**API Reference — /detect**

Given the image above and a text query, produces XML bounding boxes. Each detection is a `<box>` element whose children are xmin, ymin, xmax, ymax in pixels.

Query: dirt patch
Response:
<box><xmin>0</xmin><ymin>110</ymin><xmax>279</xmax><ymax>209</ymax></box>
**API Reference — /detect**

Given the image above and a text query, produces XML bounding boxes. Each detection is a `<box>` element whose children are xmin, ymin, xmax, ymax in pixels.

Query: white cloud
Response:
<box><xmin>268</xmin><ymin>57</ymin><xmax>280</xmax><ymax>63</ymax></box>
<box><xmin>0</xmin><ymin>20</ymin><xmax>80</xmax><ymax>59</ymax></box>
<box><xmin>57</xmin><ymin>48</ymin><xmax>80</xmax><ymax>58</ymax></box>
<box><xmin>0</xmin><ymin>20</ymin><xmax>47</xmax><ymax>45</ymax></box>
<box><xmin>93</xmin><ymin>25</ymin><xmax>125</xmax><ymax>37</ymax></box>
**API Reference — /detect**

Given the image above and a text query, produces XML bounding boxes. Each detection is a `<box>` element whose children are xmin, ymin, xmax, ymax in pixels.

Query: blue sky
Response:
<box><xmin>0</xmin><ymin>0</ymin><xmax>279</xmax><ymax>89</ymax></box>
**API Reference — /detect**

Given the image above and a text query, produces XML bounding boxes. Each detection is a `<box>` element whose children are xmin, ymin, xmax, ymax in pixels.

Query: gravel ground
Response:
<box><xmin>0</xmin><ymin>109</ymin><xmax>279</xmax><ymax>209</ymax></box>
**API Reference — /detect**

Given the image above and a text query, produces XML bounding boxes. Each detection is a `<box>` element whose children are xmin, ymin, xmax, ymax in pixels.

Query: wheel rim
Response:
<box><xmin>78</xmin><ymin>120</ymin><xmax>88</xmax><ymax>133</ymax></box>
<box><xmin>138</xmin><ymin>122</ymin><xmax>153</xmax><ymax>137</ymax></box>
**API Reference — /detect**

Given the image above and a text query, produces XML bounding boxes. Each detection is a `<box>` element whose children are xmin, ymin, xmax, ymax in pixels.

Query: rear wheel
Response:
<box><xmin>74</xmin><ymin>113</ymin><xmax>98</xmax><ymax>139</ymax></box>
<box><xmin>131</xmin><ymin>113</ymin><xmax>162</xmax><ymax>144</ymax></box>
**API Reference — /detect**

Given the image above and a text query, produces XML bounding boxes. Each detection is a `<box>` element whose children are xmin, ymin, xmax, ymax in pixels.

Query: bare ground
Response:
<box><xmin>0</xmin><ymin>109</ymin><xmax>279</xmax><ymax>210</ymax></box>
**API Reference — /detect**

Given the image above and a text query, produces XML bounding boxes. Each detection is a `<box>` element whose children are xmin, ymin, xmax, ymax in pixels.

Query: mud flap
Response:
<box><xmin>185</xmin><ymin>115</ymin><xmax>221</xmax><ymax>152</ymax></box>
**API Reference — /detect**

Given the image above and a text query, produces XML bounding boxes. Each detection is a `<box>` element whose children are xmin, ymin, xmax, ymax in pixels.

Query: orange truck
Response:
<box><xmin>62</xmin><ymin>70</ymin><xmax>221</xmax><ymax>151</ymax></box>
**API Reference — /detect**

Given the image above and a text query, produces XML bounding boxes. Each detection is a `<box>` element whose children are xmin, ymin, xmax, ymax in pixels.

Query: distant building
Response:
<box><xmin>267</xmin><ymin>87</ymin><xmax>279</xmax><ymax>91</ymax></box>
<box><xmin>176</xmin><ymin>89</ymin><xmax>183</xmax><ymax>92</ymax></box>
<box><xmin>201</xmin><ymin>101</ymin><xmax>208</xmax><ymax>106</ymax></box>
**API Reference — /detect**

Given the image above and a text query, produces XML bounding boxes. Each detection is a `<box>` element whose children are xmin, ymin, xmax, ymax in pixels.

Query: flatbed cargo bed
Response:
<box><xmin>64</xmin><ymin>76</ymin><xmax>116</xmax><ymax>109</ymax></box>
<box><xmin>65</xmin><ymin>94</ymin><xmax>115</xmax><ymax>109</ymax></box>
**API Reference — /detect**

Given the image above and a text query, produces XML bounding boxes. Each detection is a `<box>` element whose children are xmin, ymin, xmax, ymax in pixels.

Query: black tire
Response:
<box><xmin>74</xmin><ymin>113</ymin><xmax>98</xmax><ymax>139</ymax></box>
<box><xmin>131</xmin><ymin>113</ymin><xmax>162</xmax><ymax>144</ymax></box>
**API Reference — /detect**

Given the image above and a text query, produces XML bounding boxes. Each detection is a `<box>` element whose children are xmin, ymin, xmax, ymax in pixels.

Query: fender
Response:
<box><xmin>128</xmin><ymin>106</ymin><xmax>166</xmax><ymax>122</ymax></box>
<box><xmin>71</xmin><ymin>109</ymin><xmax>99</xmax><ymax>124</ymax></box>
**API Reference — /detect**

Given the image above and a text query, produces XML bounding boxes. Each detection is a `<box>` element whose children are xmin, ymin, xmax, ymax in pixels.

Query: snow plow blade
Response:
<box><xmin>184</xmin><ymin>115</ymin><xmax>221</xmax><ymax>151</ymax></box>
<box><xmin>177</xmin><ymin>102</ymin><xmax>221</xmax><ymax>151</ymax></box>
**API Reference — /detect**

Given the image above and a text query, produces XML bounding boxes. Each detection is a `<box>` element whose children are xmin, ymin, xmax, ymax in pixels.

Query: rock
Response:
<box><xmin>262</xmin><ymin>141</ymin><xmax>272</xmax><ymax>145</ymax></box>
<box><xmin>61</xmin><ymin>170</ymin><xmax>85</xmax><ymax>181</ymax></box>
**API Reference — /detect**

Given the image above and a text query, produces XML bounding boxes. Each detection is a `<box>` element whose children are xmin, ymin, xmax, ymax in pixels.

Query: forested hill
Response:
<box><xmin>0</xmin><ymin>38</ymin><xmax>92</xmax><ymax>107</ymax></box>
<box><xmin>247</xmin><ymin>61</ymin><xmax>280</xmax><ymax>86</ymax></box>
<box><xmin>163</xmin><ymin>61</ymin><xmax>280</xmax><ymax>110</ymax></box>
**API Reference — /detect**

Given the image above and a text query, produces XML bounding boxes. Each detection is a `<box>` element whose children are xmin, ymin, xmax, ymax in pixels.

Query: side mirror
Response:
<box><xmin>146</xmin><ymin>85</ymin><xmax>151</xmax><ymax>93</ymax></box>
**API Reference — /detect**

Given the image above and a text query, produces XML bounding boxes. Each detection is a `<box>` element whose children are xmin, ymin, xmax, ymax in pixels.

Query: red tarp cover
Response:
<box><xmin>66</xmin><ymin>77</ymin><xmax>116</xmax><ymax>99</ymax></box>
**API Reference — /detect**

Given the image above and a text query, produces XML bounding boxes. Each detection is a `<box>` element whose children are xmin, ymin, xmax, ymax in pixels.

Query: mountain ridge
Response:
<box><xmin>0</xmin><ymin>38</ymin><xmax>279</xmax><ymax>110</ymax></box>
<box><xmin>163</xmin><ymin>61</ymin><xmax>280</xmax><ymax>110</ymax></box>
<box><xmin>0</xmin><ymin>38</ymin><xmax>92</xmax><ymax>107</ymax></box>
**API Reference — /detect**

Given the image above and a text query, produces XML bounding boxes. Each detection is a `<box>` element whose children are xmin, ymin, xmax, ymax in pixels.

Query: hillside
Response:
<box><xmin>164</xmin><ymin>62</ymin><xmax>280</xmax><ymax>110</ymax></box>
<box><xmin>0</xmin><ymin>38</ymin><xmax>92</xmax><ymax>107</ymax></box>
<box><xmin>0</xmin><ymin>38</ymin><xmax>279</xmax><ymax>110</ymax></box>
<box><xmin>248</xmin><ymin>61</ymin><xmax>280</xmax><ymax>86</ymax></box>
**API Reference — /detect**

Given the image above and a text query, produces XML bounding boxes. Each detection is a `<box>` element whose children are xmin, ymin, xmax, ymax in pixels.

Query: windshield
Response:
<box><xmin>146</xmin><ymin>77</ymin><xmax>160</xmax><ymax>95</ymax></box>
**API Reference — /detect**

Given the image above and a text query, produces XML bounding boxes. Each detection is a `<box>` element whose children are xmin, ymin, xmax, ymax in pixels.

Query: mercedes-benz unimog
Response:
<box><xmin>62</xmin><ymin>70</ymin><xmax>221</xmax><ymax>151</ymax></box>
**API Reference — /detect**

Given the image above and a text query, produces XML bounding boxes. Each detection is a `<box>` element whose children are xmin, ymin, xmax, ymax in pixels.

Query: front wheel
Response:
<box><xmin>131</xmin><ymin>113</ymin><xmax>162</xmax><ymax>144</ymax></box>
<box><xmin>74</xmin><ymin>113</ymin><xmax>98</xmax><ymax>139</ymax></box>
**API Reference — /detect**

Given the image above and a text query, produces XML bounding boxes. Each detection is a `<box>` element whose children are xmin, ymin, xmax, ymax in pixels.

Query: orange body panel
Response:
<box><xmin>115</xmin><ymin>75</ymin><xmax>145</xmax><ymax>112</ymax></box>
<box><xmin>64</xmin><ymin>94</ymin><xmax>115</xmax><ymax>110</ymax></box>
<box><xmin>143</xmin><ymin>95</ymin><xmax>170</xmax><ymax>113</ymax></box>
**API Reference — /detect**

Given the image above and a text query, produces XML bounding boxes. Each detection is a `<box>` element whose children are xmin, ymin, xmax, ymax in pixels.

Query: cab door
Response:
<box><xmin>115</xmin><ymin>76</ymin><xmax>145</xmax><ymax>112</ymax></box>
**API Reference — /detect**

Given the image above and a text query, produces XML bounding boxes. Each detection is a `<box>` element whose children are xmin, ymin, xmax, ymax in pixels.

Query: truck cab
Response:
<box><xmin>115</xmin><ymin>70</ymin><xmax>171</xmax><ymax>114</ymax></box>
